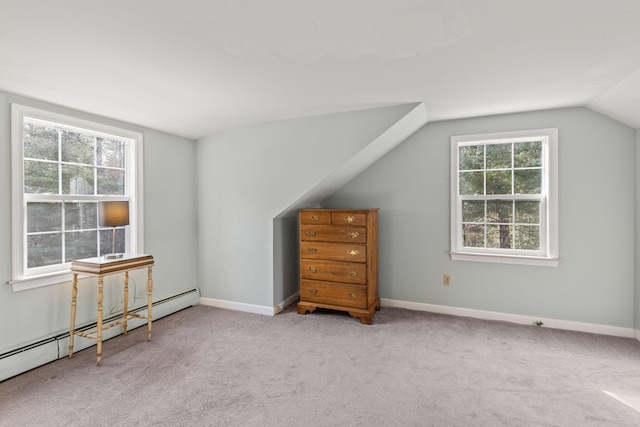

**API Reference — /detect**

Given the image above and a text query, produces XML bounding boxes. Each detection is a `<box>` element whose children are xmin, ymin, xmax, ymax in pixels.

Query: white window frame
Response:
<box><xmin>450</xmin><ymin>128</ymin><xmax>558</xmax><ymax>267</ymax></box>
<box><xmin>10</xmin><ymin>104</ymin><xmax>144</xmax><ymax>291</ymax></box>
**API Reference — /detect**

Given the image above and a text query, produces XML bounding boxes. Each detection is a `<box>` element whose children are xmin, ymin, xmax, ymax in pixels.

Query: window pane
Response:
<box><xmin>486</xmin><ymin>170</ymin><xmax>511</xmax><ymax>194</ymax></box>
<box><xmin>23</xmin><ymin>123</ymin><xmax>58</xmax><ymax>160</ymax></box>
<box><xmin>24</xmin><ymin>160</ymin><xmax>59</xmax><ymax>194</ymax></box>
<box><xmin>100</xmin><ymin>228</ymin><xmax>125</xmax><ymax>255</ymax></box>
<box><xmin>27</xmin><ymin>202</ymin><xmax>62</xmax><ymax>232</ymax></box>
<box><xmin>459</xmin><ymin>145</ymin><xmax>484</xmax><ymax>170</ymax></box>
<box><xmin>463</xmin><ymin>224</ymin><xmax>484</xmax><ymax>247</ymax></box>
<box><xmin>65</xmin><ymin>231</ymin><xmax>98</xmax><ymax>261</ymax></box>
<box><xmin>27</xmin><ymin>234</ymin><xmax>62</xmax><ymax>268</ymax></box>
<box><xmin>65</xmin><ymin>202</ymin><xmax>98</xmax><ymax>230</ymax></box>
<box><xmin>61</xmin><ymin>130</ymin><xmax>95</xmax><ymax>165</ymax></box>
<box><xmin>487</xmin><ymin>224</ymin><xmax>512</xmax><ymax>249</ymax></box>
<box><xmin>97</xmin><ymin>138</ymin><xmax>125</xmax><ymax>168</ymax></box>
<box><xmin>459</xmin><ymin>171</ymin><xmax>484</xmax><ymax>195</ymax></box>
<box><xmin>17</xmin><ymin>106</ymin><xmax>138</xmax><ymax>277</ymax></box>
<box><xmin>486</xmin><ymin>200</ymin><xmax>512</xmax><ymax>223</ymax></box>
<box><xmin>514</xmin><ymin>141</ymin><xmax>542</xmax><ymax>168</ymax></box>
<box><xmin>62</xmin><ymin>164</ymin><xmax>95</xmax><ymax>195</ymax></box>
<box><xmin>462</xmin><ymin>200</ymin><xmax>484</xmax><ymax>222</ymax></box>
<box><xmin>514</xmin><ymin>169</ymin><xmax>541</xmax><ymax>194</ymax></box>
<box><xmin>515</xmin><ymin>201</ymin><xmax>540</xmax><ymax>224</ymax></box>
<box><xmin>486</xmin><ymin>143</ymin><xmax>511</xmax><ymax>169</ymax></box>
<box><xmin>97</xmin><ymin>168</ymin><xmax>125</xmax><ymax>195</ymax></box>
<box><xmin>514</xmin><ymin>225</ymin><xmax>540</xmax><ymax>250</ymax></box>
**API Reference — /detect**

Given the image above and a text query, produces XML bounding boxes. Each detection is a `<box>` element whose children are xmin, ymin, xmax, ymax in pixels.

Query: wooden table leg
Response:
<box><xmin>123</xmin><ymin>271</ymin><xmax>129</xmax><ymax>335</ymax></box>
<box><xmin>97</xmin><ymin>275</ymin><xmax>104</xmax><ymax>366</ymax></box>
<box><xmin>147</xmin><ymin>266</ymin><xmax>153</xmax><ymax>341</ymax></box>
<box><xmin>68</xmin><ymin>273</ymin><xmax>78</xmax><ymax>358</ymax></box>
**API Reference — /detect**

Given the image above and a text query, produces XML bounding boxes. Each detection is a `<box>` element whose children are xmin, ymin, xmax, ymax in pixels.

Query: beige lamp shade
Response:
<box><xmin>99</xmin><ymin>201</ymin><xmax>130</xmax><ymax>227</ymax></box>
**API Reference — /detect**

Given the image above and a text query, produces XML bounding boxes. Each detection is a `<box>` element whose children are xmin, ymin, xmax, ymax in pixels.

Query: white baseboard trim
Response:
<box><xmin>197</xmin><ymin>295</ymin><xmax>637</xmax><ymax>339</ymax></box>
<box><xmin>199</xmin><ymin>297</ymin><xmax>275</xmax><ymax>316</ymax></box>
<box><xmin>199</xmin><ymin>292</ymin><xmax>298</xmax><ymax>316</ymax></box>
<box><xmin>275</xmin><ymin>292</ymin><xmax>300</xmax><ymax>314</ymax></box>
<box><xmin>381</xmin><ymin>298</ymin><xmax>636</xmax><ymax>339</ymax></box>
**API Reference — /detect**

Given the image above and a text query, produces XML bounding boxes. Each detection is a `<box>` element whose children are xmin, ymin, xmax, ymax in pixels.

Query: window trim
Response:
<box><xmin>10</xmin><ymin>104</ymin><xmax>145</xmax><ymax>291</ymax></box>
<box><xmin>450</xmin><ymin>128</ymin><xmax>559</xmax><ymax>267</ymax></box>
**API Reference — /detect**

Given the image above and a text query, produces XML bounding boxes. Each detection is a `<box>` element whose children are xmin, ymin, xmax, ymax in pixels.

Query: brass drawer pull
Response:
<box><xmin>349</xmin><ymin>293</ymin><xmax>359</xmax><ymax>299</ymax></box>
<box><xmin>306</xmin><ymin>230</ymin><xmax>317</xmax><ymax>237</ymax></box>
<box><xmin>308</xmin><ymin>247</ymin><xmax>317</xmax><ymax>254</ymax></box>
<box><xmin>348</xmin><ymin>270</ymin><xmax>358</xmax><ymax>277</ymax></box>
<box><xmin>347</xmin><ymin>231</ymin><xmax>359</xmax><ymax>239</ymax></box>
<box><xmin>308</xmin><ymin>267</ymin><xmax>317</xmax><ymax>273</ymax></box>
<box><xmin>344</xmin><ymin>216</ymin><xmax>355</xmax><ymax>223</ymax></box>
<box><xmin>309</xmin><ymin>289</ymin><xmax>317</xmax><ymax>295</ymax></box>
<box><xmin>347</xmin><ymin>249</ymin><xmax>359</xmax><ymax>256</ymax></box>
<box><xmin>310</xmin><ymin>215</ymin><xmax>320</xmax><ymax>221</ymax></box>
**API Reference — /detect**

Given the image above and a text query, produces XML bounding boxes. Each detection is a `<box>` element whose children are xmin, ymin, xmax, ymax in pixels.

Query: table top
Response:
<box><xmin>71</xmin><ymin>253</ymin><xmax>154</xmax><ymax>276</ymax></box>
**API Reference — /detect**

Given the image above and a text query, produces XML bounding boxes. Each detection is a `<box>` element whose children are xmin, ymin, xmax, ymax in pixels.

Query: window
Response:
<box><xmin>450</xmin><ymin>128</ymin><xmax>558</xmax><ymax>267</ymax></box>
<box><xmin>10</xmin><ymin>104</ymin><xmax>144</xmax><ymax>291</ymax></box>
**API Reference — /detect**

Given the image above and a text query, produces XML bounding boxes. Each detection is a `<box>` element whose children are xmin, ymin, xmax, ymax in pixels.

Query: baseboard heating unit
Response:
<box><xmin>0</xmin><ymin>287</ymin><xmax>200</xmax><ymax>382</ymax></box>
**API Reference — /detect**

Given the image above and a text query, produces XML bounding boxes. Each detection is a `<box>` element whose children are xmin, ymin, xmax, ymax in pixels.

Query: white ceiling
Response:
<box><xmin>2</xmin><ymin>0</ymin><xmax>640</xmax><ymax>140</ymax></box>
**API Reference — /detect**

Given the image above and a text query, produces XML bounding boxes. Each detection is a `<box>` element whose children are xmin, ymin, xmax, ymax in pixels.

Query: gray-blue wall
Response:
<box><xmin>0</xmin><ymin>91</ymin><xmax>198</xmax><ymax>355</ymax></box>
<box><xmin>1</xmin><ymin>92</ymin><xmax>637</xmax><ymax>358</ymax></box>
<box><xmin>196</xmin><ymin>104</ymin><xmax>422</xmax><ymax>309</ymax></box>
<box><xmin>324</xmin><ymin>107</ymin><xmax>636</xmax><ymax>328</ymax></box>
<box><xmin>636</xmin><ymin>129</ymin><xmax>640</xmax><ymax>331</ymax></box>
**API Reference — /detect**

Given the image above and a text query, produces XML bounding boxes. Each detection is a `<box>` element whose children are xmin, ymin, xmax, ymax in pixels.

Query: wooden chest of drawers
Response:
<box><xmin>297</xmin><ymin>209</ymin><xmax>380</xmax><ymax>324</ymax></box>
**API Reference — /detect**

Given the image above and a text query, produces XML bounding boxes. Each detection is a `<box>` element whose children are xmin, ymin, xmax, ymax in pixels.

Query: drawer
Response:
<box><xmin>300</xmin><ymin>225</ymin><xmax>366</xmax><ymax>243</ymax></box>
<box><xmin>300</xmin><ymin>210</ymin><xmax>332</xmax><ymax>225</ymax></box>
<box><xmin>300</xmin><ymin>280</ymin><xmax>367</xmax><ymax>309</ymax></box>
<box><xmin>300</xmin><ymin>242</ymin><xmax>367</xmax><ymax>263</ymax></box>
<box><xmin>301</xmin><ymin>260</ymin><xmax>366</xmax><ymax>285</ymax></box>
<box><xmin>331</xmin><ymin>212</ymin><xmax>367</xmax><ymax>227</ymax></box>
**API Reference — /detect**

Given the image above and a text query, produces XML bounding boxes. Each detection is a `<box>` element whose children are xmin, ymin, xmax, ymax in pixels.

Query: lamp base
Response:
<box><xmin>104</xmin><ymin>253</ymin><xmax>124</xmax><ymax>259</ymax></box>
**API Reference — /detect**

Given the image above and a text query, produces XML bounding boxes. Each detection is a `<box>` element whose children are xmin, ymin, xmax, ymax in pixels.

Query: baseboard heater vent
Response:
<box><xmin>0</xmin><ymin>287</ymin><xmax>200</xmax><ymax>382</ymax></box>
<box><xmin>0</xmin><ymin>338</ymin><xmax>57</xmax><ymax>361</ymax></box>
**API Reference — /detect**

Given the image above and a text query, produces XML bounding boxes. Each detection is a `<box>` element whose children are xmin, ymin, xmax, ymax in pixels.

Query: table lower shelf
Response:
<box><xmin>73</xmin><ymin>312</ymin><xmax>149</xmax><ymax>340</ymax></box>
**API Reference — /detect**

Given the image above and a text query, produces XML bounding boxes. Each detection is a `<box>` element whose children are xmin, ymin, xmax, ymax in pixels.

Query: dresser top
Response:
<box><xmin>298</xmin><ymin>208</ymin><xmax>378</xmax><ymax>212</ymax></box>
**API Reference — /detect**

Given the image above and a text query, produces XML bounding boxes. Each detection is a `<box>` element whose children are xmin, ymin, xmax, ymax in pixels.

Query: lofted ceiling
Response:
<box><xmin>1</xmin><ymin>0</ymin><xmax>640</xmax><ymax>140</ymax></box>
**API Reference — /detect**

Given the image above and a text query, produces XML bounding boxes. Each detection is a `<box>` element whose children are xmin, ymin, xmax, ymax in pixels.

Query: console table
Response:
<box><xmin>68</xmin><ymin>254</ymin><xmax>154</xmax><ymax>366</ymax></box>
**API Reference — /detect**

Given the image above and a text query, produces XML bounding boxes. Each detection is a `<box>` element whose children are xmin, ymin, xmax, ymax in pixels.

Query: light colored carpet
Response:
<box><xmin>1</xmin><ymin>304</ymin><xmax>640</xmax><ymax>426</ymax></box>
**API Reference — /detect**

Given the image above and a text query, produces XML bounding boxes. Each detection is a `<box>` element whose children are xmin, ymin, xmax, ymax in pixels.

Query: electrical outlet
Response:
<box><xmin>443</xmin><ymin>274</ymin><xmax>451</xmax><ymax>286</ymax></box>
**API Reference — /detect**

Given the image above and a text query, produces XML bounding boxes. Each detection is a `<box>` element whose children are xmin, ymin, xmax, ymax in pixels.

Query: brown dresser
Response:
<box><xmin>297</xmin><ymin>209</ymin><xmax>380</xmax><ymax>324</ymax></box>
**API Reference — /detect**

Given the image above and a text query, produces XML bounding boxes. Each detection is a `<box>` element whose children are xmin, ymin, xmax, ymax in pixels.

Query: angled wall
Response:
<box><xmin>196</xmin><ymin>104</ymin><xmax>426</xmax><ymax>311</ymax></box>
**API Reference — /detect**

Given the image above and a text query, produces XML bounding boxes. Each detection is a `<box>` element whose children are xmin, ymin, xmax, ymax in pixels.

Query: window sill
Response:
<box><xmin>7</xmin><ymin>271</ymin><xmax>74</xmax><ymax>292</ymax></box>
<box><xmin>450</xmin><ymin>252</ymin><xmax>560</xmax><ymax>267</ymax></box>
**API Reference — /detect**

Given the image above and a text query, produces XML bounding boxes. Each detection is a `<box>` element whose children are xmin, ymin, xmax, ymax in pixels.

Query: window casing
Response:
<box><xmin>450</xmin><ymin>128</ymin><xmax>558</xmax><ymax>267</ymax></box>
<box><xmin>10</xmin><ymin>104</ymin><xmax>144</xmax><ymax>291</ymax></box>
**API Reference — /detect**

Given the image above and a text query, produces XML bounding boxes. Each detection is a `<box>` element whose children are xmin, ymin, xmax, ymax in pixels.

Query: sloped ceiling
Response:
<box><xmin>1</xmin><ymin>0</ymin><xmax>639</xmax><ymax>139</ymax></box>
<box><xmin>279</xmin><ymin>102</ymin><xmax>427</xmax><ymax>217</ymax></box>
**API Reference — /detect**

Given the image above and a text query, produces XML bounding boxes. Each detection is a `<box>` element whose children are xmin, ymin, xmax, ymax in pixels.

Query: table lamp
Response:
<box><xmin>99</xmin><ymin>201</ymin><xmax>129</xmax><ymax>259</ymax></box>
